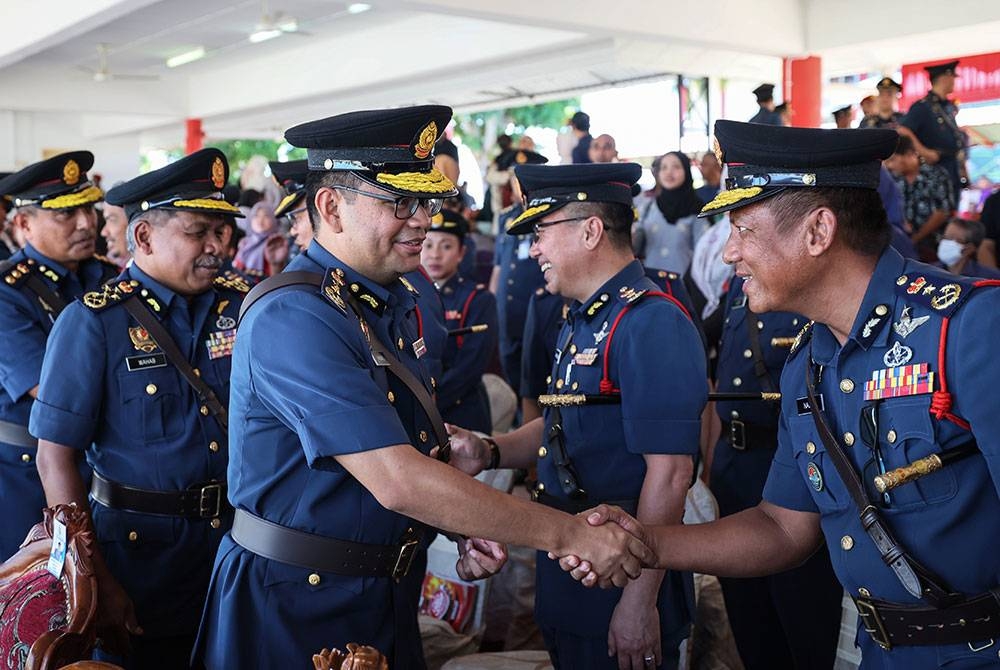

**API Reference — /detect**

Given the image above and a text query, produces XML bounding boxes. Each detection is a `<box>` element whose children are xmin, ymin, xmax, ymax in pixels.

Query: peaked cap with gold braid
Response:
<box><xmin>0</xmin><ymin>151</ymin><xmax>104</xmax><ymax>210</ymax></box>
<box><xmin>283</xmin><ymin>105</ymin><xmax>459</xmax><ymax>199</ymax></box>
<box><xmin>105</xmin><ymin>148</ymin><xmax>242</xmax><ymax>221</ymax></box>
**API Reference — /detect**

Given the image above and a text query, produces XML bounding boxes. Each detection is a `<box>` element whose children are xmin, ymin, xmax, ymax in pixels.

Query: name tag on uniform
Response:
<box><xmin>205</xmin><ymin>328</ymin><xmax>237</xmax><ymax>360</ymax></box>
<box><xmin>413</xmin><ymin>337</ymin><xmax>427</xmax><ymax>359</ymax></box>
<box><xmin>126</xmin><ymin>353</ymin><xmax>167</xmax><ymax>371</ymax></box>
<box><xmin>796</xmin><ymin>394</ymin><xmax>824</xmax><ymax>415</ymax></box>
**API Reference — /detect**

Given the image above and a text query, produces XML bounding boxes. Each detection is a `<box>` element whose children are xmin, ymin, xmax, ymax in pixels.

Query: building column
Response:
<box><xmin>185</xmin><ymin>118</ymin><xmax>204</xmax><ymax>154</ymax></box>
<box><xmin>783</xmin><ymin>56</ymin><xmax>822</xmax><ymax>128</ymax></box>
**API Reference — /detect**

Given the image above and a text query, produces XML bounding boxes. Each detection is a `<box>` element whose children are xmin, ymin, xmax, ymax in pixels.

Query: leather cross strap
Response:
<box><xmin>239</xmin><ymin>271</ymin><xmax>450</xmax><ymax>460</ymax></box>
<box><xmin>804</xmin><ymin>346</ymin><xmax>958</xmax><ymax>606</ymax></box>
<box><xmin>23</xmin><ymin>275</ymin><xmax>67</xmax><ymax>328</ymax></box>
<box><xmin>122</xmin><ymin>295</ymin><xmax>228</xmax><ymax>432</ymax></box>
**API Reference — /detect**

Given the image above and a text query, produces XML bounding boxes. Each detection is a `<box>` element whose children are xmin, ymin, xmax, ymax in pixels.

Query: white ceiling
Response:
<box><xmin>0</xmin><ymin>0</ymin><xmax>997</xmax><ymax>159</ymax></box>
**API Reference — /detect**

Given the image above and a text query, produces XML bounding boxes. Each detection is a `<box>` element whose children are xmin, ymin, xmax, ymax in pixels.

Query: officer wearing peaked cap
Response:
<box><xmin>270</xmin><ymin>159</ymin><xmax>312</xmax><ymax>252</ymax></box>
<box><xmin>749</xmin><ymin>84</ymin><xmax>782</xmax><ymax>126</ymax></box>
<box><xmin>449</xmin><ymin>162</ymin><xmax>707</xmax><ymax>669</ymax></box>
<box><xmin>0</xmin><ymin>151</ymin><xmax>117</xmax><ymax>561</ymax></box>
<box><xmin>899</xmin><ymin>60</ymin><xmax>966</xmax><ymax>203</ymax></box>
<box><xmin>563</xmin><ymin>120</ymin><xmax>1000</xmax><ymax>668</ymax></box>
<box><xmin>422</xmin><ymin>209</ymin><xmax>498</xmax><ymax>433</ymax></box>
<box><xmin>860</xmin><ymin>77</ymin><xmax>905</xmax><ymax>129</ymax></box>
<box><xmin>30</xmin><ymin>148</ymin><xmax>245</xmax><ymax>669</ymax></box>
<box><xmin>195</xmin><ymin>106</ymin><xmax>652</xmax><ymax>670</ymax></box>
<box><xmin>491</xmin><ymin>148</ymin><xmax>548</xmax><ymax>399</ymax></box>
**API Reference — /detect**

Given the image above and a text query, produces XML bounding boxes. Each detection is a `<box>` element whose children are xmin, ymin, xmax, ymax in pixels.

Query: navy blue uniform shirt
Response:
<box><xmin>764</xmin><ymin>247</ymin><xmax>1000</xmax><ymax>667</ymax></box>
<box><xmin>436</xmin><ymin>274</ymin><xmax>497</xmax><ymax>433</ymax></box>
<box><xmin>0</xmin><ymin>244</ymin><xmax>115</xmax><ymax>559</ymax></box>
<box><xmin>197</xmin><ymin>240</ymin><xmax>438</xmax><ymax>670</ymax></box>
<box><xmin>534</xmin><ymin>260</ymin><xmax>707</xmax><ymax>647</ymax></box>
<box><xmin>29</xmin><ymin>263</ymin><xmax>244</xmax><ymax>638</ymax></box>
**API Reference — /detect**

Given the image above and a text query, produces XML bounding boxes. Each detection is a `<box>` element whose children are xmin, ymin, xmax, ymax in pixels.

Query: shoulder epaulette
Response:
<box><xmin>399</xmin><ymin>274</ymin><xmax>421</xmax><ymax>297</ymax></box>
<box><xmin>618</xmin><ymin>286</ymin><xmax>648</xmax><ymax>305</ymax></box>
<box><xmin>894</xmin><ymin>271</ymin><xmax>975</xmax><ymax>319</ymax></box>
<box><xmin>82</xmin><ymin>279</ymin><xmax>153</xmax><ymax>312</ymax></box>
<box><xmin>788</xmin><ymin>321</ymin><xmax>814</xmax><ymax>356</ymax></box>
<box><xmin>1</xmin><ymin>258</ymin><xmax>31</xmax><ymax>288</ymax></box>
<box><xmin>214</xmin><ymin>270</ymin><xmax>251</xmax><ymax>294</ymax></box>
<box><xmin>320</xmin><ymin>268</ymin><xmax>348</xmax><ymax>316</ymax></box>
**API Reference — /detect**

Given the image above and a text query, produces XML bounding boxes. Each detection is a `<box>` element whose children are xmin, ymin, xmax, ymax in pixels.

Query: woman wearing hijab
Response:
<box><xmin>234</xmin><ymin>201</ymin><xmax>284</xmax><ymax>276</ymax></box>
<box><xmin>633</xmin><ymin>151</ymin><xmax>706</xmax><ymax>274</ymax></box>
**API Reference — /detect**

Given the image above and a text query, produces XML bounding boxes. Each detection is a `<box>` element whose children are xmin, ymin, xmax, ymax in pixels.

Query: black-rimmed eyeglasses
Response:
<box><xmin>530</xmin><ymin>217</ymin><xmax>586</xmax><ymax>244</ymax></box>
<box><xmin>331</xmin><ymin>185</ymin><xmax>443</xmax><ymax>220</ymax></box>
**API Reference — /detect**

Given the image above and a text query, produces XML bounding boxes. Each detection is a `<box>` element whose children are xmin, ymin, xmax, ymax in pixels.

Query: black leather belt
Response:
<box><xmin>721</xmin><ymin>420</ymin><xmax>778</xmax><ymax>451</ymax></box>
<box><xmin>855</xmin><ymin>593</ymin><xmax>1000</xmax><ymax>649</ymax></box>
<box><xmin>90</xmin><ymin>471</ymin><xmax>229</xmax><ymax>519</ymax></box>
<box><xmin>532</xmin><ymin>488</ymin><xmax>638</xmax><ymax>516</ymax></box>
<box><xmin>230</xmin><ymin>509</ymin><xmax>421</xmax><ymax>580</ymax></box>
<box><xmin>0</xmin><ymin>420</ymin><xmax>36</xmax><ymax>449</ymax></box>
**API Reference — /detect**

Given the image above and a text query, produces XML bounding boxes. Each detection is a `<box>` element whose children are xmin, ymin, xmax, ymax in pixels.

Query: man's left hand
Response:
<box><xmin>455</xmin><ymin>537</ymin><xmax>508</xmax><ymax>581</ymax></box>
<box><xmin>608</xmin><ymin>598</ymin><xmax>661</xmax><ymax>670</ymax></box>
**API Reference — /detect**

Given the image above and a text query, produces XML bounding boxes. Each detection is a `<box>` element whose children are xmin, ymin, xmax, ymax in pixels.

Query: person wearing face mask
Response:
<box><xmin>421</xmin><ymin>209</ymin><xmax>498</xmax><ymax>433</ymax></box>
<box><xmin>937</xmin><ymin>218</ymin><xmax>1000</xmax><ymax>278</ymax></box>
<box><xmin>0</xmin><ymin>153</ymin><xmax>118</xmax><ymax>562</ymax></box>
<box><xmin>633</xmin><ymin>151</ymin><xmax>706</xmax><ymax>275</ymax></box>
<box><xmin>30</xmin><ymin>149</ymin><xmax>248</xmax><ymax>669</ymax></box>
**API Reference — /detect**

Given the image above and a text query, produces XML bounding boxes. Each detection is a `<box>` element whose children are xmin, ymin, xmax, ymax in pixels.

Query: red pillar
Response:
<box><xmin>185</xmin><ymin>118</ymin><xmax>204</xmax><ymax>154</ymax></box>
<box><xmin>783</xmin><ymin>56</ymin><xmax>822</xmax><ymax>128</ymax></box>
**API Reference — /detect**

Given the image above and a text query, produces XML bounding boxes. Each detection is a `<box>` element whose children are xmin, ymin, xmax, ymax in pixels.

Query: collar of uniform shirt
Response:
<box><xmin>809</xmin><ymin>246</ymin><xmax>904</xmax><ymax>366</ymax></box>
<box><xmin>301</xmin><ymin>238</ymin><xmax>415</xmax><ymax>316</ymax></box>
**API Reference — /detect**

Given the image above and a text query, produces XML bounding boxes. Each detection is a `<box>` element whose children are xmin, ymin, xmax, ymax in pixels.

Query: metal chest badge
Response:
<box><xmin>806</xmin><ymin>461</ymin><xmax>824</xmax><ymax>492</ymax></box>
<box><xmin>215</xmin><ymin>299</ymin><xmax>236</xmax><ymax>330</ymax></box>
<box><xmin>129</xmin><ymin>326</ymin><xmax>157</xmax><ymax>353</ymax></box>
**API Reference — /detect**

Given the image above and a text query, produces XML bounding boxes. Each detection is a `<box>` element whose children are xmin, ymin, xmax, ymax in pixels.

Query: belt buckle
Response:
<box><xmin>393</xmin><ymin>536</ymin><xmax>420</xmax><ymax>581</ymax></box>
<box><xmin>199</xmin><ymin>482</ymin><xmax>224</xmax><ymax>518</ymax></box>
<box><xmin>730</xmin><ymin>420</ymin><xmax>747</xmax><ymax>451</ymax></box>
<box><xmin>855</xmin><ymin>598</ymin><xmax>892</xmax><ymax>650</ymax></box>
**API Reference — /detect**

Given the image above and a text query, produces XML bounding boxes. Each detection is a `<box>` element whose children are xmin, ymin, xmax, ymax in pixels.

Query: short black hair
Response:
<box><xmin>948</xmin><ymin>218</ymin><xmax>985</xmax><ymax>247</ymax></box>
<box><xmin>767</xmin><ymin>187</ymin><xmax>889</xmax><ymax>257</ymax></box>
<box><xmin>305</xmin><ymin>171</ymin><xmax>360</xmax><ymax>232</ymax></box>
<box><xmin>893</xmin><ymin>135</ymin><xmax>915</xmax><ymax>156</ymax></box>
<box><xmin>571</xmin><ymin>111</ymin><xmax>591</xmax><ymax>132</ymax></box>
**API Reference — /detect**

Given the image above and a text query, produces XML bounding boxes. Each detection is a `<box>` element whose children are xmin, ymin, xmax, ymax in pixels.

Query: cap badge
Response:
<box><xmin>414</xmin><ymin>121</ymin><xmax>438</xmax><ymax>159</ymax></box>
<box><xmin>712</xmin><ymin>137</ymin><xmax>723</xmax><ymax>164</ymax></box>
<box><xmin>211</xmin><ymin>157</ymin><xmax>226</xmax><ymax>189</ymax></box>
<box><xmin>63</xmin><ymin>160</ymin><xmax>80</xmax><ymax>186</ymax></box>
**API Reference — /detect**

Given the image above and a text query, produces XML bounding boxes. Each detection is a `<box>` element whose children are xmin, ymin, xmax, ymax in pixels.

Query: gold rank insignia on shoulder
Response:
<box><xmin>82</xmin><ymin>279</ymin><xmax>140</xmax><ymax>311</ymax></box>
<box><xmin>214</xmin><ymin>271</ymin><xmax>251</xmax><ymax>294</ymax></box>
<box><xmin>619</xmin><ymin>286</ymin><xmax>647</xmax><ymax>304</ymax></box>
<box><xmin>789</xmin><ymin>321</ymin><xmax>814</xmax><ymax>355</ymax></box>
<box><xmin>399</xmin><ymin>275</ymin><xmax>420</xmax><ymax>296</ymax></box>
<box><xmin>320</xmin><ymin>270</ymin><xmax>348</xmax><ymax>315</ymax></box>
<box><xmin>2</xmin><ymin>260</ymin><xmax>31</xmax><ymax>287</ymax></box>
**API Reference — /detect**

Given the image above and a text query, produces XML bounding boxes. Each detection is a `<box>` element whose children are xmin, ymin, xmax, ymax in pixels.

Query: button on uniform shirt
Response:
<box><xmin>900</xmin><ymin>93</ymin><xmax>966</xmax><ymax>201</ymax></box>
<box><xmin>0</xmin><ymin>244</ymin><xmax>116</xmax><ymax>559</ymax></box>
<box><xmin>436</xmin><ymin>274</ymin><xmax>498</xmax><ymax>433</ymax></box>
<box><xmin>29</xmin><ymin>263</ymin><xmax>242</xmax><ymax>639</ymax></box>
<box><xmin>493</xmin><ymin>204</ymin><xmax>545</xmax><ymax>393</ymax></box>
<box><xmin>764</xmin><ymin>247</ymin><xmax>1000</xmax><ymax>668</ymax></box>
<box><xmin>535</xmin><ymin>260</ymin><xmax>707</xmax><ymax>649</ymax></box>
<box><xmin>197</xmin><ymin>240</ymin><xmax>438</xmax><ymax>670</ymax></box>
<box><xmin>711</xmin><ymin>277</ymin><xmax>805</xmax><ymax>514</ymax></box>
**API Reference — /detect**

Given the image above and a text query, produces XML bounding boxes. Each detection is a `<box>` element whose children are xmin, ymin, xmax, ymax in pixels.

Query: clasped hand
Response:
<box><xmin>549</xmin><ymin>505</ymin><xmax>657</xmax><ymax>588</ymax></box>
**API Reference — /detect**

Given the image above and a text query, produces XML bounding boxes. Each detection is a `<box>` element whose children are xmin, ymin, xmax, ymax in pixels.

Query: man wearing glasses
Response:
<box><xmin>195</xmin><ymin>106</ymin><xmax>653</xmax><ymax>670</ymax></box>
<box><xmin>447</xmin><ymin>163</ymin><xmax>708</xmax><ymax>669</ymax></box>
<box><xmin>563</xmin><ymin>121</ymin><xmax>1000</xmax><ymax>669</ymax></box>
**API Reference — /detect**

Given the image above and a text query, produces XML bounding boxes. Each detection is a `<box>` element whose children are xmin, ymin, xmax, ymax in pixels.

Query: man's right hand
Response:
<box><xmin>555</xmin><ymin>507</ymin><xmax>655</xmax><ymax>588</ymax></box>
<box><xmin>95</xmin><ymin>571</ymin><xmax>142</xmax><ymax>656</ymax></box>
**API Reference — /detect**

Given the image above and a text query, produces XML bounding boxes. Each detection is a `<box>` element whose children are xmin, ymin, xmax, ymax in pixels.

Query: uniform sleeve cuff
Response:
<box><xmin>623</xmin><ymin>418</ymin><xmax>701</xmax><ymax>455</ymax></box>
<box><xmin>28</xmin><ymin>398</ymin><xmax>95</xmax><ymax>450</ymax></box>
<box><xmin>297</xmin><ymin>405</ymin><xmax>412</xmax><ymax>466</ymax></box>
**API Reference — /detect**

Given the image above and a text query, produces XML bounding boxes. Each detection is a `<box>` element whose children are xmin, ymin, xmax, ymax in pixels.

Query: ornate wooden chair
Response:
<box><xmin>0</xmin><ymin>505</ymin><xmax>99</xmax><ymax>670</ymax></box>
<box><xmin>312</xmin><ymin>643</ymin><xmax>388</xmax><ymax>670</ymax></box>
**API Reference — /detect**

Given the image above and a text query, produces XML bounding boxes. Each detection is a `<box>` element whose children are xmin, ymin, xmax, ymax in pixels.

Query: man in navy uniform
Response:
<box><xmin>490</xmin><ymin>148</ymin><xmax>548</xmax><ymax>399</ymax></box>
<box><xmin>898</xmin><ymin>60</ymin><xmax>966</xmax><ymax>203</ymax></box>
<box><xmin>0</xmin><ymin>152</ymin><xmax>115</xmax><ymax>561</ymax></box>
<box><xmin>710</xmin><ymin>275</ymin><xmax>843</xmax><ymax>669</ymax></box>
<box><xmin>421</xmin><ymin>209</ymin><xmax>498</xmax><ymax>433</ymax></box>
<box><xmin>565</xmin><ymin>119</ymin><xmax>1000</xmax><ymax>668</ymax></box>
<box><xmin>448</xmin><ymin>162</ymin><xmax>708</xmax><ymax>669</ymax></box>
<box><xmin>749</xmin><ymin>84</ymin><xmax>782</xmax><ymax>125</ymax></box>
<box><xmin>860</xmin><ymin>77</ymin><xmax>905</xmax><ymax>129</ymax></box>
<box><xmin>195</xmin><ymin>106</ymin><xmax>652</xmax><ymax>670</ymax></box>
<box><xmin>30</xmin><ymin>148</ymin><xmax>247</xmax><ymax>669</ymax></box>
